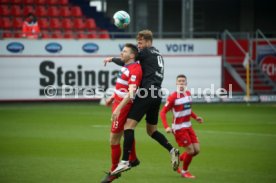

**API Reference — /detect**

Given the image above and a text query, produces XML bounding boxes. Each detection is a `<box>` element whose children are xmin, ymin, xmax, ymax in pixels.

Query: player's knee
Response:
<box><xmin>194</xmin><ymin>149</ymin><xmax>200</xmax><ymax>156</ymax></box>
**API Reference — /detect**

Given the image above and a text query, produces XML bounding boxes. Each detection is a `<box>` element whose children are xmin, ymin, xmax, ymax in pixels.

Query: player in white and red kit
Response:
<box><xmin>101</xmin><ymin>43</ymin><xmax>142</xmax><ymax>183</ymax></box>
<box><xmin>160</xmin><ymin>74</ymin><xmax>203</xmax><ymax>179</ymax></box>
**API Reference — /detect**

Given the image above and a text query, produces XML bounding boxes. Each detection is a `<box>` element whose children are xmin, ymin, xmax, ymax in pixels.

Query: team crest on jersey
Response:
<box><xmin>131</xmin><ymin>75</ymin><xmax>137</xmax><ymax>81</ymax></box>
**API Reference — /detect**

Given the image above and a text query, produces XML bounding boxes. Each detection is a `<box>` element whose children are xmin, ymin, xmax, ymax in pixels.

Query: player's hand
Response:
<box><xmin>165</xmin><ymin>127</ymin><xmax>173</xmax><ymax>133</ymax></box>
<box><xmin>103</xmin><ymin>57</ymin><xmax>113</xmax><ymax>66</ymax></box>
<box><xmin>196</xmin><ymin>117</ymin><xmax>204</xmax><ymax>123</ymax></box>
<box><xmin>105</xmin><ymin>96</ymin><xmax>114</xmax><ymax>106</ymax></box>
<box><xmin>111</xmin><ymin>109</ymin><xmax>120</xmax><ymax>122</ymax></box>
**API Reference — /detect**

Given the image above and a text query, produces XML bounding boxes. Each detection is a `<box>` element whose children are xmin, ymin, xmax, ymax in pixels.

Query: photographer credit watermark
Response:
<box><xmin>43</xmin><ymin>84</ymin><xmax>233</xmax><ymax>99</ymax></box>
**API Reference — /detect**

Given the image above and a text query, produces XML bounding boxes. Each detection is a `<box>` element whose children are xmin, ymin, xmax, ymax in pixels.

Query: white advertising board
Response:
<box><xmin>0</xmin><ymin>39</ymin><xmax>217</xmax><ymax>56</ymax></box>
<box><xmin>0</xmin><ymin>56</ymin><xmax>221</xmax><ymax>101</ymax></box>
<box><xmin>0</xmin><ymin>39</ymin><xmax>220</xmax><ymax>101</ymax></box>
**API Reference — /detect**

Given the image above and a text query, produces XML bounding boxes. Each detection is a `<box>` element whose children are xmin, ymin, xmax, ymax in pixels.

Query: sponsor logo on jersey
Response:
<box><xmin>45</xmin><ymin>43</ymin><xmax>62</xmax><ymax>53</ymax></box>
<box><xmin>6</xmin><ymin>42</ymin><xmax>24</xmax><ymax>53</ymax></box>
<box><xmin>131</xmin><ymin>75</ymin><xmax>136</xmax><ymax>81</ymax></box>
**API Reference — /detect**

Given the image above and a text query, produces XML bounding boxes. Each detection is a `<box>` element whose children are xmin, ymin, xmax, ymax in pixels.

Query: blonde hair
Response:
<box><xmin>136</xmin><ymin>29</ymin><xmax>153</xmax><ymax>42</ymax></box>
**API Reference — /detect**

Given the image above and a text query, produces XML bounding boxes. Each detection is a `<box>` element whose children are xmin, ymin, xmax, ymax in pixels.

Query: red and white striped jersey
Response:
<box><xmin>114</xmin><ymin>62</ymin><xmax>142</xmax><ymax>102</ymax></box>
<box><xmin>160</xmin><ymin>90</ymin><xmax>198</xmax><ymax>131</ymax></box>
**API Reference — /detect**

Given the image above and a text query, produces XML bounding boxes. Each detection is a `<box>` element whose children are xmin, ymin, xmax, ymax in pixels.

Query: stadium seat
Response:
<box><xmin>49</xmin><ymin>18</ymin><xmax>61</xmax><ymax>29</ymax></box>
<box><xmin>85</xmin><ymin>18</ymin><xmax>97</xmax><ymax>30</ymax></box>
<box><xmin>11</xmin><ymin>5</ymin><xmax>22</xmax><ymax>17</ymax></box>
<box><xmin>64</xmin><ymin>30</ymin><xmax>75</xmax><ymax>38</ymax></box>
<box><xmin>59</xmin><ymin>0</ymin><xmax>68</xmax><ymax>6</ymax></box>
<box><xmin>38</xmin><ymin>18</ymin><xmax>49</xmax><ymax>29</ymax></box>
<box><xmin>73</xmin><ymin>18</ymin><xmax>85</xmax><ymax>30</ymax></box>
<box><xmin>51</xmin><ymin>30</ymin><xmax>63</xmax><ymax>38</ymax></box>
<box><xmin>61</xmin><ymin>18</ymin><xmax>73</xmax><ymax>30</ymax></box>
<box><xmin>0</xmin><ymin>0</ymin><xmax>10</xmax><ymax>4</ymax></box>
<box><xmin>1</xmin><ymin>18</ymin><xmax>12</xmax><ymax>29</ymax></box>
<box><xmin>59</xmin><ymin>6</ymin><xmax>71</xmax><ymax>17</ymax></box>
<box><xmin>36</xmin><ymin>0</ymin><xmax>48</xmax><ymax>5</ymax></box>
<box><xmin>0</xmin><ymin>5</ymin><xmax>10</xmax><ymax>16</ymax></box>
<box><xmin>48</xmin><ymin>6</ymin><xmax>59</xmax><ymax>17</ymax></box>
<box><xmin>23</xmin><ymin>5</ymin><xmax>34</xmax><ymax>16</ymax></box>
<box><xmin>10</xmin><ymin>0</ymin><xmax>22</xmax><ymax>4</ymax></box>
<box><xmin>48</xmin><ymin>0</ymin><xmax>60</xmax><ymax>6</ymax></box>
<box><xmin>35</xmin><ymin>6</ymin><xmax>48</xmax><ymax>17</ymax></box>
<box><xmin>14</xmin><ymin>32</ymin><xmax>22</xmax><ymax>38</ymax></box>
<box><xmin>71</xmin><ymin>6</ymin><xmax>82</xmax><ymax>17</ymax></box>
<box><xmin>87</xmin><ymin>31</ymin><xmax>98</xmax><ymax>39</ymax></box>
<box><xmin>23</xmin><ymin>0</ymin><xmax>36</xmax><ymax>5</ymax></box>
<box><xmin>2</xmin><ymin>32</ymin><xmax>12</xmax><ymax>38</ymax></box>
<box><xmin>99</xmin><ymin>30</ymin><xmax>110</xmax><ymax>39</ymax></box>
<box><xmin>41</xmin><ymin>30</ymin><xmax>51</xmax><ymax>38</ymax></box>
<box><xmin>12</xmin><ymin>18</ymin><xmax>23</xmax><ymax>30</ymax></box>
<box><xmin>76</xmin><ymin>32</ymin><xmax>88</xmax><ymax>39</ymax></box>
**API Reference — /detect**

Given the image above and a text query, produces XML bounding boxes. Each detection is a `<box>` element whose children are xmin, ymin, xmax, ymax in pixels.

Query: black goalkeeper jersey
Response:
<box><xmin>112</xmin><ymin>46</ymin><xmax>164</xmax><ymax>90</ymax></box>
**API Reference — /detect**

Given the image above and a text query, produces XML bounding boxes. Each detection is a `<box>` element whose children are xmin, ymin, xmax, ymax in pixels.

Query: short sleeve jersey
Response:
<box><xmin>114</xmin><ymin>62</ymin><xmax>142</xmax><ymax>101</ymax></box>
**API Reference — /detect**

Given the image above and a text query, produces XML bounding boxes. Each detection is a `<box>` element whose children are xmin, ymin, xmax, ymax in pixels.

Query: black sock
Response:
<box><xmin>151</xmin><ymin>131</ymin><xmax>173</xmax><ymax>152</ymax></box>
<box><xmin>122</xmin><ymin>129</ymin><xmax>134</xmax><ymax>161</ymax></box>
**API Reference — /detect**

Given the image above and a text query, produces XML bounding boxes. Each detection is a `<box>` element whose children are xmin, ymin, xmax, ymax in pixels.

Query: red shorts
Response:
<box><xmin>111</xmin><ymin>101</ymin><xmax>132</xmax><ymax>133</ymax></box>
<box><xmin>174</xmin><ymin>127</ymin><xmax>199</xmax><ymax>147</ymax></box>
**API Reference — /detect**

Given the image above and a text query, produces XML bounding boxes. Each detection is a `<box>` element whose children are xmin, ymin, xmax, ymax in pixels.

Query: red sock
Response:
<box><xmin>129</xmin><ymin>140</ymin><xmax>137</xmax><ymax>161</ymax></box>
<box><xmin>111</xmin><ymin>144</ymin><xmax>121</xmax><ymax>171</ymax></box>
<box><xmin>180</xmin><ymin>152</ymin><xmax>186</xmax><ymax>161</ymax></box>
<box><xmin>182</xmin><ymin>152</ymin><xmax>193</xmax><ymax>171</ymax></box>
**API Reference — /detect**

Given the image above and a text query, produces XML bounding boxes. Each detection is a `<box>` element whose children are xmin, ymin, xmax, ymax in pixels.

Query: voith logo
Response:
<box><xmin>260</xmin><ymin>55</ymin><xmax>276</xmax><ymax>81</ymax></box>
<box><xmin>82</xmin><ymin>43</ymin><xmax>99</xmax><ymax>53</ymax></box>
<box><xmin>6</xmin><ymin>42</ymin><xmax>24</xmax><ymax>53</ymax></box>
<box><xmin>45</xmin><ymin>43</ymin><xmax>62</xmax><ymax>53</ymax></box>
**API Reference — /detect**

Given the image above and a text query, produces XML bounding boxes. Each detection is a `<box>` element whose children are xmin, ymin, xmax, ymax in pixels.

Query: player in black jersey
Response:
<box><xmin>104</xmin><ymin>30</ymin><xmax>180</xmax><ymax>177</ymax></box>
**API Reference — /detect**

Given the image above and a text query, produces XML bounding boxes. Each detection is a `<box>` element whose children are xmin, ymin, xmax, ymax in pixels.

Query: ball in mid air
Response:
<box><xmin>113</xmin><ymin>10</ymin><xmax>130</xmax><ymax>29</ymax></box>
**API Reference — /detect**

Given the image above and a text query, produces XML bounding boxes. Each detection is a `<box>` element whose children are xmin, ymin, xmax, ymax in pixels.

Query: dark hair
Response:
<box><xmin>136</xmin><ymin>29</ymin><xmax>153</xmax><ymax>42</ymax></box>
<box><xmin>176</xmin><ymin>74</ymin><xmax>187</xmax><ymax>80</ymax></box>
<box><xmin>124</xmin><ymin>43</ymin><xmax>138</xmax><ymax>57</ymax></box>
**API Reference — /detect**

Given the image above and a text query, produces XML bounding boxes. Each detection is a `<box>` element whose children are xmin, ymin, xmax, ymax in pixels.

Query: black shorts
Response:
<box><xmin>127</xmin><ymin>89</ymin><xmax>162</xmax><ymax>125</ymax></box>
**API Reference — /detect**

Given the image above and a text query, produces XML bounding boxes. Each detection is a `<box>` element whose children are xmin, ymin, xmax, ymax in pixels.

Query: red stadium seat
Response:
<box><xmin>51</xmin><ymin>30</ymin><xmax>63</xmax><ymax>38</ymax></box>
<box><xmin>64</xmin><ymin>30</ymin><xmax>75</xmax><ymax>38</ymax></box>
<box><xmin>85</xmin><ymin>18</ymin><xmax>97</xmax><ymax>30</ymax></box>
<box><xmin>41</xmin><ymin>30</ymin><xmax>51</xmax><ymax>38</ymax></box>
<box><xmin>99</xmin><ymin>30</ymin><xmax>110</xmax><ymax>39</ymax></box>
<box><xmin>0</xmin><ymin>0</ymin><xmax>10</xmax><ymax>4</ymax></box>
<box><xmin>2</xmin><ymin>32</ymin><xmax>13</xmax><ymax>38</ymax></box>
<box><xmin>10</xmin><ymin>0</ymin><xmax>22</xmax><ymax>4</ymax></box>
<box><xmin>71</xmin><ymin>6</ymin><xmax>82</xmax><ymax>17</ymax></box>
<box><xmin>1</xmin><ymin>17</ymin><xmax>12</xmax><ymax>29</ymax></box>
<box><xmin>35</xmin><ymin>6</ymin><xmax>48</xmax><ymax>17</ymax></box>
<box><xmin>23</xmin><ymin>6</ymin><xmax>34</xmax><ymax>16</ymax></box>
<box><xmin>38</xmin><ymin>18</ymin><xmax>49</xmax><ymax>29</ymax></box>
<box><xmin>48</xmin><ymin>6</ymin><xmax>59</xmax><ymax>17</ymax></box>
<box><xmin>87</xmin><ymin>31</ymin><xmax>98</xmax><ymax>39</ymax></box>
<box><xmin>0</xmin><ymin>5</ymin><xmax>10</xmax><ymax>16</ymax></box>
<box><xmin>59</xmin><ymin>0</ymin><xmax>68</xmax><ymax>6</ymax></box>
<box><xmin>12</xmin><ymin>18</ymin><xmax>23</xmax><ymax>30</ymax></box>
<box><xmin>49</xmin><ymin>18</ymin><xmax>61</xmax><ymax>29</ymax></box>
<box><xmin>60</xmin><ymin>6</ymin><xmax>71</xmax><ymax>17</ymax></box>
<box><xmin>23</xmin><ymin>0</ymin><xmax>36</xmax><ymax>5</ymax></box>
<box><xmin>61</xmin><ymin>18</ymin><xmax>73</xmax><ymax>30</ymax></box>
<box><xmin>48</xmin><ymin>0</ymin><xmax>60</xmax><ymax>6</ymax></box>
<box><xmin>11</xmin><ymin>5</ymin><xmax>22</xmax><ymax>16</ymax></box>
<box><xmin>73</xmin><ymin>18</ymin><xmax>85</xmax><ymax>30</ymax></box>
<box><xmin>36</xmin><ymin>0</ymin><xmax>48</xmax><ymax>5</ymax></box>
<box><xmin>76</xmin><ymin>32</ymin><xmax>88</xmax><ymax>39</ymax></box>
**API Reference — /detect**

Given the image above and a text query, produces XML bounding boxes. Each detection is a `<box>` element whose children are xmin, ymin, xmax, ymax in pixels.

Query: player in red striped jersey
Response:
<box><xmin>101</xmin><ymin>43</ymin><xmax>142</xmax><ymax>183</ymax></box>
<box><xmin>160</xmin><ymin>74</ymin><xmax>203</xmax><ymax>179</ymax></box>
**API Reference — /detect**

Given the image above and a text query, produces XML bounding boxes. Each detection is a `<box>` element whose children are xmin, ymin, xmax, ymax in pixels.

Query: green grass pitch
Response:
<box><xmin>0</xmin><ymin>103</ymin><xmax>276</xmax><ymax>183</ymax></box>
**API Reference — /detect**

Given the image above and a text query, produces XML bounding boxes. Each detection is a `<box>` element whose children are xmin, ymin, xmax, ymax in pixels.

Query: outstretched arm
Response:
<box><xmin>103</xmin><ymin>57</ymin><xmax>124</xmax><ymax>66</ymax></box>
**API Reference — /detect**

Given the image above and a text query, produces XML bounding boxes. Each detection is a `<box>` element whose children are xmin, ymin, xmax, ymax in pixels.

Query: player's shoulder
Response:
<box><xmin>185</xmin><ymin>90</ymin><xmax>192</xmax><ymax>96</ymax></box>
<box><xmin>168</xmin><ymin>91</ymin><xmax>178</xmax><ymax>100</ymax></box>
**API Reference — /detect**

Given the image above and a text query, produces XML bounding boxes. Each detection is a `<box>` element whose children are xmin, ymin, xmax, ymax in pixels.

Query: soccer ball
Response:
<box><xmin>113</xmin><ymin>10</ymin><xmax>130</xmax><ymax>29</ymax></box>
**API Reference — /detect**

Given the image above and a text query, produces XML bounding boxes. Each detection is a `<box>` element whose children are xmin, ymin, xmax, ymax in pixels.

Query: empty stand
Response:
<box><xmin>0</xmin><ymin>1</ymin><xmax>110</xmax><ymax>39</ymax></box>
